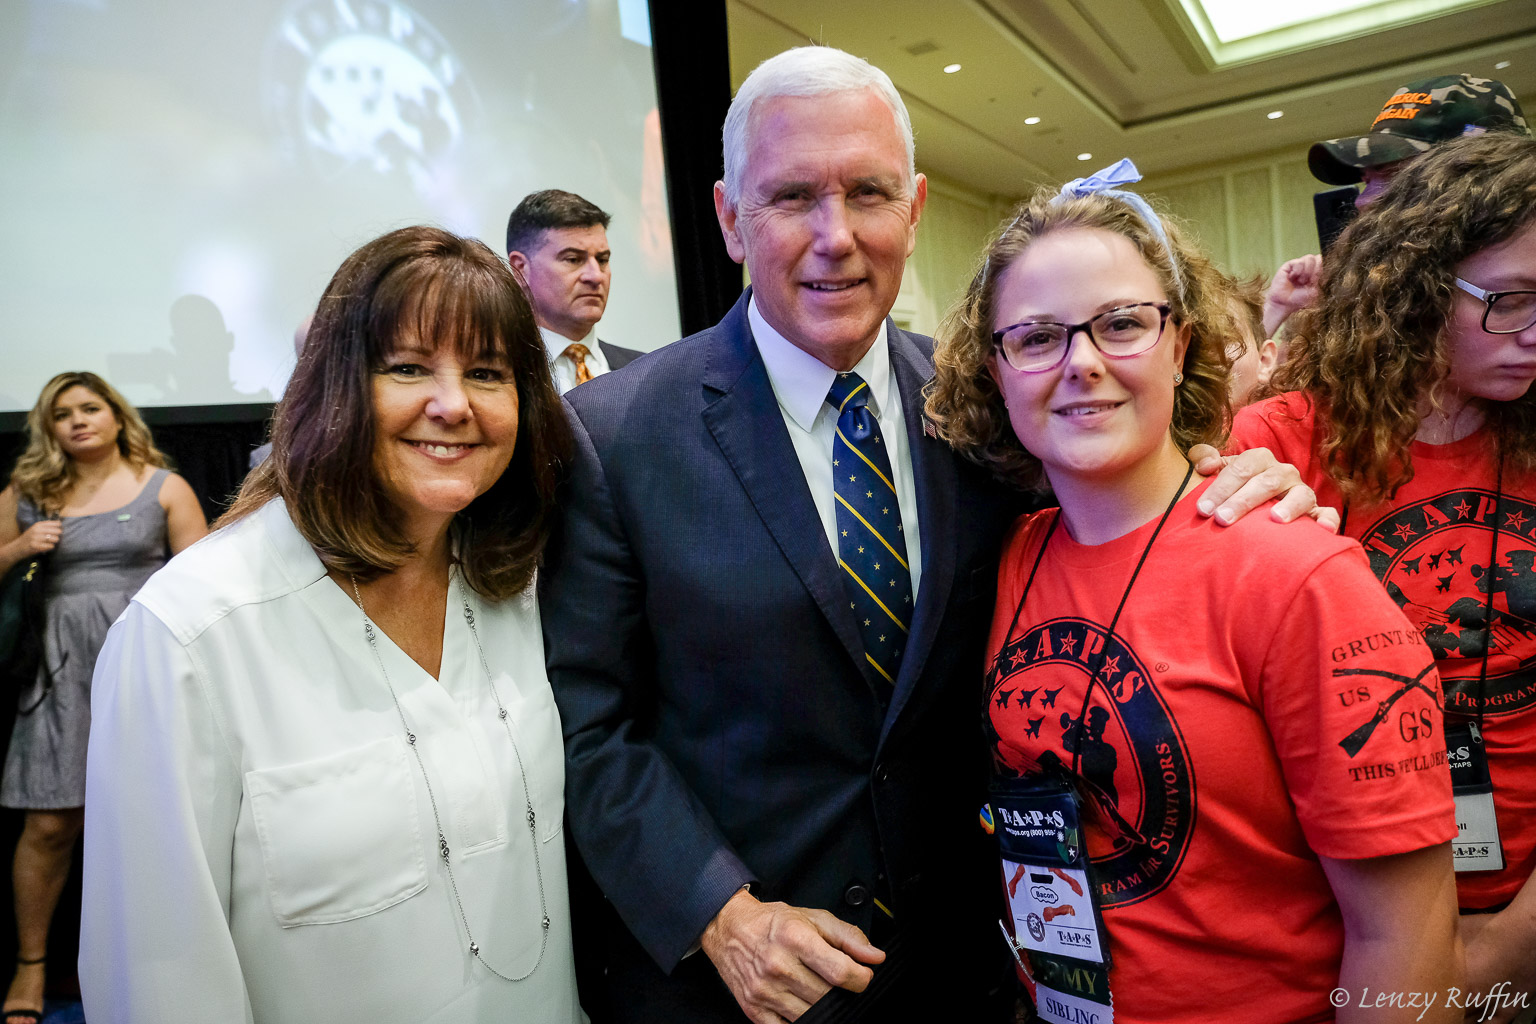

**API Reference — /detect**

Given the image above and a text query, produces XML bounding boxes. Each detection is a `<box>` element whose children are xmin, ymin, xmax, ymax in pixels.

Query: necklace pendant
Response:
<box><xmin>542</xmin><ymin>915</ymin><xmax>551</xmax><ymax>931</ymax></box>
<box><xmin>439</xmin><ymin>835</ymin><xmax>450</xmax><ymax>859</ymax></box>
<box><xmin>498</xmin><ymin>707</ymin><xmax>508</xmax><ymax>720</ymax></box>
<box><xmin>407</xmin><ymin>732</ymin><xmax>417</xmax><ymax>745</ymax></box>
<box><xmin>526</xmin><ymin>807</ymin><xmax>536</xmax><ymax>830</ymax></box>
<box><xmin>469</xmin><ymin>941</ymin><xmax>479</xmax><ymax>955</ymax></box>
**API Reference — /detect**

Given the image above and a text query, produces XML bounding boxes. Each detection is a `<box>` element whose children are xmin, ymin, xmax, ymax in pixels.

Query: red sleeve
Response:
<box><xmin>1256</xmin><ymin>546</ymin><xmax>1457</xmax><ymax>859</ymax></box>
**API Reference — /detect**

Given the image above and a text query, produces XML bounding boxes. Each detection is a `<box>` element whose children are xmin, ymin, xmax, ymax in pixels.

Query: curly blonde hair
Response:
<box><xmin>8</xmin><ymin>371</ymin><xmax>168</xmax><ymax>514</ymax></box>
<box><xmin>926</xmin><ymin>186</ymin><xmax>1235</xmax><ymax>490</ymax></box>
<box><xmin>1221</xmin><ymin>272</ymin><xmax>1268</xmax><ymax>351</ymax></box>
<box><xmin>1270</xmin><ymin>131</ymin><xmax>1536</xmax><ymax>502</ymax></box>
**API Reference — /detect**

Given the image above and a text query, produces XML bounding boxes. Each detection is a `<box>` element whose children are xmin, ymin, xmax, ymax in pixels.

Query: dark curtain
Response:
<box><xmin>649</xmin><ymin>0</ymin><xmax>740</xmax><ymax>337</ymax></box>
<box><xmin>1</xmin><ymin>408</ymin><xmax>271</xmax><ymax>525</ymax></box>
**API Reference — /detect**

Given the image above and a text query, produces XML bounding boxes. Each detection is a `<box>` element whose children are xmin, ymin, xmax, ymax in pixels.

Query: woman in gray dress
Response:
<box><xmin>0</xmin><ymin>371</ymin><xmax>206</xmax><ymax>1024</ymax></box>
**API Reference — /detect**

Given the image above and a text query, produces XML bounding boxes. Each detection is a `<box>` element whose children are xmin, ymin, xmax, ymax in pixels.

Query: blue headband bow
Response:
<box><xmin>1054</xmin><ymin>158</ymin><xmax>1183</xmax><ymax>305</ymax></box>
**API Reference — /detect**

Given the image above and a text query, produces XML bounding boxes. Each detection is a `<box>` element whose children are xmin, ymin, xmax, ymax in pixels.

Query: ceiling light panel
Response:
<box><xmin>1170</xmin><ymin>0</ymin><xmax>1506</xmax><ymax>68</ymax></box>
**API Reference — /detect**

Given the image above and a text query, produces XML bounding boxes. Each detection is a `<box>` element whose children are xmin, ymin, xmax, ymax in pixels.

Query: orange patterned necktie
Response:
<box><xmin>563</xmin><ymin>343</ymin><xmax>594</xmax><ymax>385</ymax></box>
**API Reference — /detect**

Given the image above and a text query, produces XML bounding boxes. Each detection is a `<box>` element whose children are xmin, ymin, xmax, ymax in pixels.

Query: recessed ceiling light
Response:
<box><xmin>1267</xmin><ymin>110</ymin><xmax>1284</xmax><ymax>119</ymax></box>
<box><xmin>1495</xmin><ymin>60</ymin><xmax>1511</xmax><ymax>70</ymax></box>
<box><xmin>1025</xmin><ymin>116</ymin><xmax>1042</xmax><ymax>125</ymax></box>
<box><xmin>1077</xmin><ymin>152</ymin><xmax>1093</xmax><ymax>161</ymax></box>
<box><xmin>943</xmin><ymin>63</ymin><xmax>962</xmax><ymax>74</ymax></box>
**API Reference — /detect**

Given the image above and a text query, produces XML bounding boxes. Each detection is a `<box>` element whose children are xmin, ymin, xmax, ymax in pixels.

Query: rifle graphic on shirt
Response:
<box><xmin>1335</xmin><ymin>665</ymin><xmax>1439</xmax><ymax>757</ymax></box>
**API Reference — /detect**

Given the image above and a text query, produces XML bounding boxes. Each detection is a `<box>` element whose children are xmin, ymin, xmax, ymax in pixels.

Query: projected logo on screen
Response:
<box><xmin>263</xmin><ymin>0</ymin><xmax>478</xmax><ymax>192</ymax></box>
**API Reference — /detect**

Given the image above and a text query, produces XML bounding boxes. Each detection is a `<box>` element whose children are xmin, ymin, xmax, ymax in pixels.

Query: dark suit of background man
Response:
<box><xmin>540</xmin><ymin>46</ymin><xmax>1018</xmax><ymax>1023</ymax></box>
<box><xmin>507</xmin><ymin>189</ymin><xmax>642</xmax><ymax>394</ymax></box>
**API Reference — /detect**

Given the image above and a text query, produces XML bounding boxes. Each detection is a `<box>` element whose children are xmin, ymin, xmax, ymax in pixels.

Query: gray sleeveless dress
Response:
<box><xmin>2</xmin><ymin>470</ymin><xmax>170</xmax><ymax>808</ymax></box>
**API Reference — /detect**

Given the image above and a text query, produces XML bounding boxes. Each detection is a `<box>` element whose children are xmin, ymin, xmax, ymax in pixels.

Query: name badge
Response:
<box><xmin>989</xmin><ymin>776</ymin><xmax>1114</xmax><ymax>1024</ymax></box>
<box><xmin>1446</xmin><ymin>720</ymin><xmax>1503</xmax><ymax>873</ymax></box>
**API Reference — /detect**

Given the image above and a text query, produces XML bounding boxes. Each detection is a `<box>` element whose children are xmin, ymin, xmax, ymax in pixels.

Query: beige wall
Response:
<box><xmin>892</xmin><ymin>148</ymin><xmax>1339</xmax><ymax>339</ymax></box>
<box><xmin>894</xmin><ymin>171</ymin><xmax>1015</xmax><ymax>338</ymax></box>
<box><xmin>1140</xmin><ymin>147</ymin><xmax>1332</xmax><ymax>282</ymax></box>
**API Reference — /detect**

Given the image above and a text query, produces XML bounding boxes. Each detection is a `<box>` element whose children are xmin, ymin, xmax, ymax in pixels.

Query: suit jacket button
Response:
<box><xmin>843</xmin><ymin>883</ymin><xmax>869</xmax><ymax>907</ymax></box>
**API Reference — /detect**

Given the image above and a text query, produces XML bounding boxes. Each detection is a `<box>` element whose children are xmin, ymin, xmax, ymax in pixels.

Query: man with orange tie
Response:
<box><xmin>507</xmin><ymin>189</ymin><xmax>642</xmax><ymax>392</ymax></box>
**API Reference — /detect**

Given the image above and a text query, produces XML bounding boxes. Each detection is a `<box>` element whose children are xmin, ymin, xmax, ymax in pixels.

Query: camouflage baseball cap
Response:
<box><xmin>1309</xmin><ymin>74</ymin><xmax>1528</xmax><ymax>185</ymax></box>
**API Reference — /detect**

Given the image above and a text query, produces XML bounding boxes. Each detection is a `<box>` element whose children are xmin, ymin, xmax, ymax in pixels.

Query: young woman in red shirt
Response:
<box><xmin>1230</xmin><ymin>129</ymin><xmax>1536</xmax><ymax>1014</ymax></box>
<box><xmin>928</xmin><ymin>161</ymin><xmax>1461</xmax><ymax>1024</ymax></box>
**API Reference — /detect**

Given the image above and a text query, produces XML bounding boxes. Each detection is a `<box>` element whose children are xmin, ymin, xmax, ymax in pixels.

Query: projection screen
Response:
<box><xmin>0</xmin><ymin>0</ymin><xmax>679</xmax><ymax>415</ymax></box>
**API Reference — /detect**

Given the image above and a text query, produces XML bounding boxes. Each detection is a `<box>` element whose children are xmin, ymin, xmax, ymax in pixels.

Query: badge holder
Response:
<box><xmin>990</xmin><ymin>777</ymin><xmax>1114</xmax><ymax>1024</ymax></box>
<box><xmin>1447</xmin><ymin>720</ymin><xmax>1504</xmax><ymax>872</ymax></box>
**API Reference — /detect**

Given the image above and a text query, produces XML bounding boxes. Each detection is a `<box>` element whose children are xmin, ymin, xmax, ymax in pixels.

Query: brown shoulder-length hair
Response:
<box><xmin>1270</xmin><ymin>131</ymin><xmax>1536</xmax><ymax>502</ymax></box>
<box><xmin>926</xmin><ymin>186</ymin><xmax>1235</xmax><ymax>491</ymax></box>
<box><xmin>8</xmin><ymin>371</ymin><xmax>169</xmax><ymax>514</ymax></box>
<box><xmin>220</xmin><ymin>225</ymin><xmax>571</xmax><ymax>600</ymax></box>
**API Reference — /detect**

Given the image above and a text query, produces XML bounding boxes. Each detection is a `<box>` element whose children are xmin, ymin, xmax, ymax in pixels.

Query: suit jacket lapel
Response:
<box><xmin>700</xmin><ymin>293</ymin><xmax>873</xmax><ymax>687</ymax></box>
<box><xmin>882</xmin><ymin>323</ymin><xmax>959</xmax><ymax>740</ymax></box>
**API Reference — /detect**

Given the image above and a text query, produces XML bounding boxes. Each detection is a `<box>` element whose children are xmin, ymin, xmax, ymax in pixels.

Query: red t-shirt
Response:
<box><xmin>1233</xmin><ymin>392</ymin><xmax>1536</xmax><ymax>908</ymax></box>
<box><xmin>987</xmin><ymin>480</ymin><xmax>1455</xmax><ymax>1024</ymax></box>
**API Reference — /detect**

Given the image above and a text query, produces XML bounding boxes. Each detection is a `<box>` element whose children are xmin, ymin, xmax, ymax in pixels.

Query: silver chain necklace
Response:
<box><xmin>349</xmin><ymin>573</ymin><xmax>549</xmax><ymax>982</ymax></box>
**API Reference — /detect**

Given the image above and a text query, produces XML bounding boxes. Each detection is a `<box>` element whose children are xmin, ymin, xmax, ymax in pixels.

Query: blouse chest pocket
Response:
<box><xmin>501</xmin><ymin>678</ymin><xmax>565</xmax><ymax>844</ymax></box>
<box><xmin>245</xmin><ymin>736</ymin><xmax>428</xmax><ymax>927</ymax></box>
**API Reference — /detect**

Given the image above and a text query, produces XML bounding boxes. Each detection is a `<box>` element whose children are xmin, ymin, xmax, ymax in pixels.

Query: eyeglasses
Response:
<box><xmin>992</xmin><ymin>302</ymin><xmax>1172</xmax><ymax>373</ymax></box>
<box><xmin>1454</xmin><ymin>277</ymin><xmax>1536</xmax><ymax>335</ymax></box>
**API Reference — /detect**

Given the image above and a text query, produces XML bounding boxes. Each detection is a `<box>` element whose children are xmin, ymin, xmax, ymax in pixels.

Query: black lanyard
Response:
<box><xmin>997</xmin><ymin>462</ymin><xmax>1195</xmax><ymax>779</ymax></box>
<box><xmin>1472</xmin><ymin>453</ymin><xmax>1504</xmax><ymax>731</ymax></box>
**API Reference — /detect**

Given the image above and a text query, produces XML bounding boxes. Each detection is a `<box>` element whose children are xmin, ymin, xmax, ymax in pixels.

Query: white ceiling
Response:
<box><xmin>726</xmin><ymin>0</ymin><xmax>1536</xmax><ymax>196</ymax></box>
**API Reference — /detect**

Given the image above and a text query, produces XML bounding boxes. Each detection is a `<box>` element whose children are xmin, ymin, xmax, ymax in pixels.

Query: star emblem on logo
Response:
<box><xmin>1454</xmin><ymin>499</ymin><xmax>1473</xmax><ymax>519</ymax></box>
<box><xmin>1393</xmin><ymin>522</ymin><xmax>1418</xmax><ymax>542</ymax></box>
<box><xmin>1507</xmin><ymin>510</ymin><xmax>1529</xmax><ymax>531</ymax></box>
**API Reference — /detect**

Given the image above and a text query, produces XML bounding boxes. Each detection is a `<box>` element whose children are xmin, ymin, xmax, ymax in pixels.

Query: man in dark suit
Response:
<box><xmin>542</xmin><ymin>46</ymin><xmax>1319</xmax><ymax>1024</ymax></box>
<box><xmin>507</xmin><ymin>189</ymin><xmax>642</xmax><ymax>393</ymax></box>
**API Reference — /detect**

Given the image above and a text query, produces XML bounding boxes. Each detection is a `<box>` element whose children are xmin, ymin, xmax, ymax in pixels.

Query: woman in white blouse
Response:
<box><xmin>79</xmin><ymin>226</ymin><xmax>582</xmax><ymax>1022</ymax></box>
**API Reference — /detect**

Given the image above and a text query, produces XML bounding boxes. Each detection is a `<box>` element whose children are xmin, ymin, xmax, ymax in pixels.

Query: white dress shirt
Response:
<box><xmin>749</xmin><ymin>297</ymin><xmax>923</xmax><ymax>599</ymax></box>
<box><xmin>541</xmin><ymin>325</ymin><xmax>611</xmax><ymax>395</ymax></box>
<box><xmin>80</xmin><ymin>499</ymin><xmax>582</xmax><ymax>1023</ymax></box>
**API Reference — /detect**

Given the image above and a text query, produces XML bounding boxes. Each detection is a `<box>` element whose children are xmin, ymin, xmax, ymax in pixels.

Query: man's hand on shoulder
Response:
<box><xmin>700</xmin><ymin>889</ymin><xmax>886</xmax><ymax>1023</ymax></box>
<box><xmin>1189</xmin><ymin>444</ymin><xmax>1341</xmax><ymax>532</ymax></box>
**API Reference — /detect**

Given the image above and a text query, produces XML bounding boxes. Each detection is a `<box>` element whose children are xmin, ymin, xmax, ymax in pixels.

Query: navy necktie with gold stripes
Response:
<box><xmin>827</xmin><ymin>371</ymin><xmax>913</xmax><ymax>689</ymax></box>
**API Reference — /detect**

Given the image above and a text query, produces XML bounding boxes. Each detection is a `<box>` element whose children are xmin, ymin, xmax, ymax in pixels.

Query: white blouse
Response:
<box><xmin>80</xmin><ymin>499</ymin><xmax>582</xmax><ymax>1023</ymax></box>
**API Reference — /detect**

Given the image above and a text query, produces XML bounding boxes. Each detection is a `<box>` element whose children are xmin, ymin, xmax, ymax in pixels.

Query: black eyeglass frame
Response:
<box><xmin>1454</xmin><ymin>277</ymin><xmax>1536</xmax><ymax>335</ymax></box>
<box><xmin>991</xmin><ymin>301</ymin><xmax>1174</xmax><ymax>373</ymax></box>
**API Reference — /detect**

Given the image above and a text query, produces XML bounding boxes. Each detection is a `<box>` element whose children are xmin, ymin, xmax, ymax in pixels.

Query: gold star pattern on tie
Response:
<box><xmin>827</xmin><ymin>371</ymin><xmax>913</xmax><ymax>690</ymax></box>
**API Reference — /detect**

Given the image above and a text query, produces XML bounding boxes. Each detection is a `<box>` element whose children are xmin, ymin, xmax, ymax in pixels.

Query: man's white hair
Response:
<box><xmin>721</xmin><ymin>46</ymin><xmax>916</xmax><ymax>207</ymax></box>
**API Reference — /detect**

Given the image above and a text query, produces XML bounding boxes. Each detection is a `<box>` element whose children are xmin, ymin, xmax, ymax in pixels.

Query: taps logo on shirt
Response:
<box><xmin>987</xmin><ymin>617</ymin><xmax>1194</xmax><ymax>908</ymax></box>
<box><xmin>1359</xmin><ymin>489</ymin><xmax>1536</xmax><ymax>716</ymax></box>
